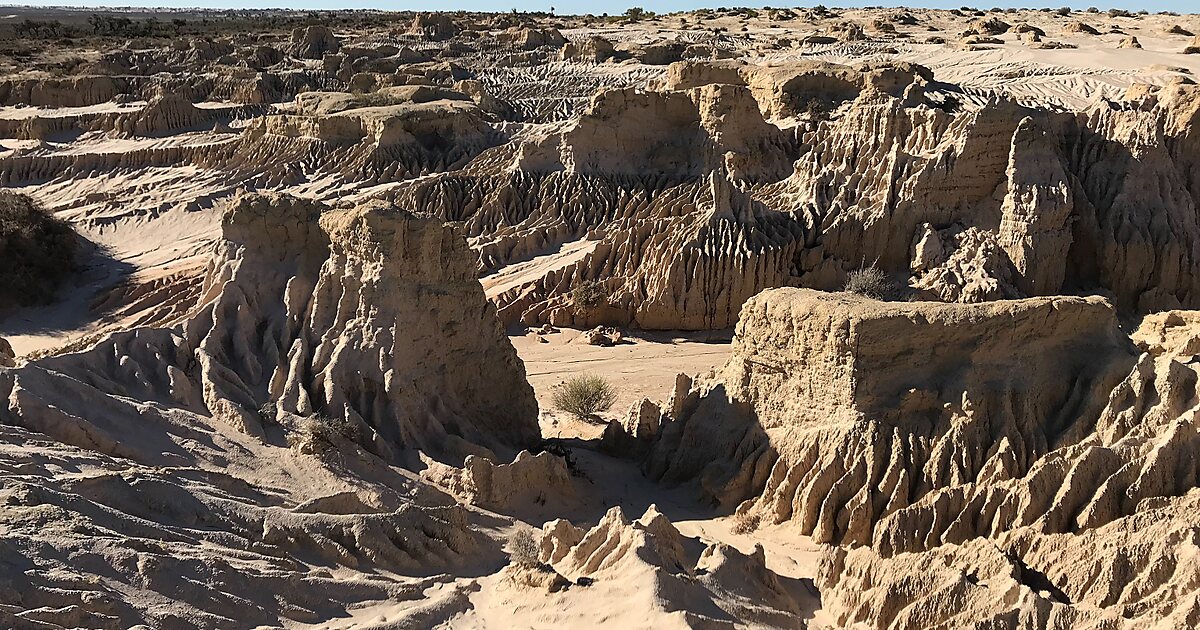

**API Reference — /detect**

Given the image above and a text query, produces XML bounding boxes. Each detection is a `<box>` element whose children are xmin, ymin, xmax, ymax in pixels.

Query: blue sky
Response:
<box><xmin>7</xmin><ymin>0</ymin><xmax>1197</xmax><ymax>15</ymax></box>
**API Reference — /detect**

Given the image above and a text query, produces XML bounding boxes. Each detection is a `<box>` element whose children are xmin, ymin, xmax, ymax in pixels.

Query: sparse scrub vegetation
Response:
<box><xmin>571</xmin><ymin>280</ymin><xmax>608</xmax><ymax>312</ymax></box>
<box><xmin>800</xmin><ymin>97</ymin><xmax>832</xmax><ymax>121</ymax></box>
<box><xmin>552</xmin><ymin>373</ymin><xmax>617</xmax><ymax>419</ymax></box>
<box><xmin>289</xmin><ymin>412</ymin><xmax>361</xmax><ymax>453</ymax></box>
<box><xmin>508</xmin><ymin>528</ymin><xmax>541</xmax><ymax>566</ymax></box>
<box><xmin>258</xmin><ymin>401</ymin><xmax>278</xmax><ymax>425</ymax></box>
<box><xmin>0</xmin><ymin>192</ymin><xmax>79</xmax><ymax>309</ymax></box>
<box><xmin>623</xmin><ymin>7</ymin><xmax>651</xmax><ymax>22</ymax></box>
<box><xmin>843</xmin><ymin>266</ymin><xmax>895</xmax><ymax>300</ymax></box>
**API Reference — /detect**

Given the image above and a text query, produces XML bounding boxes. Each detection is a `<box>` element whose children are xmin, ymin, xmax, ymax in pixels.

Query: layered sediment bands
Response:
<box><xmin>7</xmin><ymin>61</ymin><xmax>1200</xmax><ymax>331</ymax></box>
<box><xmin>642</xmin><ymin>289</ymin><xmax>1140</xmax><ymax>546</ymax></box>
<box><xmin>377</xmin><ymin>65</ymin><xmax>1200</xmax><ymax>328</ymax></box>
<box><xmin>0</xmin><ymin>101</ymin><xmax>264</xmax><ymax>142</ymax></box>
<box><xmin>113</xmin><ymin>94</ymin><xmax>223</xmax><ymax>137</ymax></box>
<box><xmin>0</xmin><ymin>97</ymin><xmax>497</xmax><ymax>188</ymax></box>
<box><xmin>1</xmin><ymin>192</ymin><xmax>539</xmax><ymax>462</ymax></box>
<box><xmin>389</xmin><ymin>82</ymin><xmax>807</xmax><ymax>329</ymax></box>
<box><xmin>627</xmin><ymin>289</ymin><xmax>1200</xmax><ymax>625</ymax></box>
<box><xmin>241</xmin><ymin>97</ymin><xmax>503</xmax><ymax>182</ymax></box>
<box><xmin>0</xmin><ymin>71</ymin><xmax>333</xmax><ymax>108</ymax></box>
<box><xmin>0</xmin><ymin>137</ymin><xmax>242</xmax><ymax>186</ymax></box>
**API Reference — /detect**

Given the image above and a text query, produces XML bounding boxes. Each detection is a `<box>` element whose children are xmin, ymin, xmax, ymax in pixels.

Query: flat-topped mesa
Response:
<box><xmin>663</xmin><ymin>59</ymin><xmax>933</xmax><ymax>119</ymax></box>
<box><xmin>643</xmin><ymin>289</ymin><xmax>1137</xmax><ymax>547</ymax></box>
<box><xmin>4</xmin><ymin>193</ymin><xmax>539</xmax><ymax>465</ymax></box>
<box><xmin>731</xmin><ymin>289</ymin><xmax>1129</xmax><ymax>427</ymax></box>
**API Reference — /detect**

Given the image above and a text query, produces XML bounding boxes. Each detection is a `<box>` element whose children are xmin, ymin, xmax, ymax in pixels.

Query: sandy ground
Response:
<box><xmin>511</xmin><ymin>327</ymin><xmax>732</xmax><ymax>435</ymax></box>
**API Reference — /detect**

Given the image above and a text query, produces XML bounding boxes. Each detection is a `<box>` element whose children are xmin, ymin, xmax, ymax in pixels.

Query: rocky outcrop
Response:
<box><xmin>391</xmin><ymin>81</ymin><xmax>802</xmax><ymax>329</ymax></box>
<box><xmin>240</xmin><ymin>97</ymin><xmax>501</xmax><ymax>183</ymax></box>
<box><xmin>0</xmin><ymin>75</ymin><xmax>127</xmax><ymax>107</ymax></box>
<box><xmin>422</xmin><ymin>450</ymin><xmax>576</xmax><ymax>513</ymax></box>
<box><xmin>621</xmin><ymin>288</ymin><xmax>1200</xmax><ymax>626</ymax></box>
<box><xmin>1</xmin><ymin>192</ymin><xmax>539</xmax><ymax>462</ymax></box>
<box><xmin>113</xmin><ymin>94</ymin><xmax>215</xmax><ymax>137</ymax></box>
<box><xmin>0</xmin><ymin>337</ymin><xmax>13</xmax><ymax>368</ymax></box>
<box><xmin>816</xmin><ymin>307</ymin><xmax>1200</xmax><ymax>625</ymax></box>
<box><xmin>560</xmin><ymin>36</ymin><xmax>615</xmax><ymax>63</ymax></box>
<box><xmin>290</xmin><ymin>25</ymin><xmax>340</xmax><ymax>59</ymax></box>
<box><xmin>388</xmin><ymin>69</ymin><xmax>1200</xmax><ymax>328</ymax></box>
<box><xmin>535</xmin><ymin>505</ymin><xmax>815</xmax><ymax>627</ymax></box>
<box><xmin>0</xmin><ymin>191</ymin><xmax>541</xmax><ymax>628</ymax></box>
<box><xmin>409</xmin><ymin>13</ymin><xmax>460</xmax><ymax>40</ymax></box>
<box><xmin>499</xmin><ymin>27</ymin><xmax>566</xmax><ymax>51</ymax></box>
<box><xmin>640</xmin><ymin>290</ymin><xmax>1136</xmax><ymax>539</ymax></box>
<box><xmin>8</xmin><ymin>58</ymin><xmax>1200</xmax><ymax>331</ymax></box>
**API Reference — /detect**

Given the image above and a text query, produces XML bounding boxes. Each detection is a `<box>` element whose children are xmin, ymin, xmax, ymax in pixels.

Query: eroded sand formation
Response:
<box><xmin>2</xmin><ymin>6</ymin><xmax>1200</xmax><ymax>629</ymax></box>
<box><xmin>609</xmin><ymin>289</ymin><xmax>1200</xmax><ymax>625</ymax></box>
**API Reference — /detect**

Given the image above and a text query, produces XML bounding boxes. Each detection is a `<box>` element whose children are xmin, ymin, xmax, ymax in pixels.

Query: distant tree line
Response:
<box><xmin>3</xmin><ymin>9</ymin><xmax>415</xmax><ymax>41</ymax></box>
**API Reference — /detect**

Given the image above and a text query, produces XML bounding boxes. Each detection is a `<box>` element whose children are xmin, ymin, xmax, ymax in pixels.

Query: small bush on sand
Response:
<box><xmin>258</xmin><ymin>401</ymin><xmax>278</xmax><ymax>425</ymax></box>
<box><xmin>552</xmin><ymin>373</ymin><xmax>617</xmax><ymax>419</ymax></box>
<box><xmin>0</xmin><ymin>192</ymin><xmax>78</xmax><ymax>309</ymax></box>
<box><xmin>843</xmin><ymin>266</ymin><xmax>894</xmax><ymax>300</ymax></box>
<box><xmin>571</xmin><ymin>280</ymin><xmax>608</xmax><ymax>312</ymax></box>
<box><xmin>508</xmin><ymin>529</ymin><xmax>541</xmax><ymax>566</ymax></box>
<box><xmin>290</xmin><ymin>413</ymin><xmax>361</xmax><ymax>453</ymax></box>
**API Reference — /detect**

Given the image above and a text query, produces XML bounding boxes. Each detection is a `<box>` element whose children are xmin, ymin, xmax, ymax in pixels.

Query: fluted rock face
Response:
<box><xmin>644</xmin><ymin>289</ymin><xmax>1136</xmax><ymax>544</ymax></box>
<box><xmin>0</xmin><ymin>75</ymin><xmax>126</xmax><ymax>107</ymax></box>
<box><xmin>392</xmin><ymin>82</ymin><xmax>803</xmax><ymax>329</ymax></box>
<box><xmin>774</xmin><ymin>83</ymin><xmax>1200</xmax><ymax>312</ymax></box>
<box><xmin>630</xmin><ymin>288</ymin><xmax>1200</xmax><ymax>626</ymax></box>
<box><xmin>239</xmin><ymin>98</ymin><xmax>502</xmax><ymax>184</ymax></box>
<box><xmin>0</xmin><ymin>193</ymin><xmax>543</xmax><ymax>628</ymax></box>
<box><xmin>409</xmin><ymin>13</ymin><xmax>460</xmax><ymax>40</ymax></box>
<box><xmin>114</xmin><ymin>94</ymin><xmax>214</xmax><ymax>137</ymax></box>
<box><xmin>290</xmin><ymin>25</ymin><xmax>340</xmax><ymax>59</ymax></box>
<box><xmin>379</xmin><ymin>64</ymin><xmax>1200</xmax><ymax>329</ymax></box>
<box><xmin>997</xmin><ymin>116</ymin><xmax>1074</xmax><ymax>295</ymax></box>
<box><xmin>6</xmin><ymin>59</ymin><xmax>1200</xmax><ymax>331</ymax></box>
<box><xmin>2</xmin><ymin>193</ymin><xmax>538</xmax><ymax>462</ymax></box>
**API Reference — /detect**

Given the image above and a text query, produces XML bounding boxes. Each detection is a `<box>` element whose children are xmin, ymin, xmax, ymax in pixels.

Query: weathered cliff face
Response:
<box><xmin>379</xmin><ymin>64</ymin><xmax>1200</xmax><ymax>330</ymax></box>
<box><xmin>616</xmin><ymin>288</ymin><xmax>1200</xmax><ymax>627</ymax></box>
<box><xmin>816</xmin><ymin>309</ymin><xmax>1200</xmax><ymax>627</ymax></box>
<box><xmin>641</xmin><ymin>289</ymin><xmax>1137</xmax><ymax>541</ymax></box>
<box><xmin>2</xmin><ymin>192</ymin><xmax>539</xmax><ymax>463</ymax></box>
<box><xmin>390</xmin><ymin>81</ymin><xmax>805</xmax><ymax>330</ymax></box>
<box><xmin>0</xmin><ymin>192</ymin><xmax>543</xmax><ymax>628</ymax></box>
<box><xmin>776</xmin><ymin>84</ymin><xmax>1200</xmax><ymax>312</ymax></box>
<box><xmin>5</xmin><ymin>59</ymin><xmax>1200</xmax><ymax>331</ymax></box>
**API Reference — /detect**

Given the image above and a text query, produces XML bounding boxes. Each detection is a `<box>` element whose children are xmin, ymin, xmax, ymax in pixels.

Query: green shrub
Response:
<box><xmin>571</xmin><ymin>280</ymin><xmax>608</xmax><ymax>312</ymax></box>
<box><xmin>552</xmin><ymin>373</ymin><xmax>617</xmax><ymax>419</ymax></box>
<box><xmin>0</xmin><ymin>192</ymin><xmax>78</xmax><ymax>309</ymax></box>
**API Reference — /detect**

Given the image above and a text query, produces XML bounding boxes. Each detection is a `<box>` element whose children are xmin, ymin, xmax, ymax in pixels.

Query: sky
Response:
<box><xmin>5</xmin><ymin>0</ymin><xmax>1196</xmax><ymax>16</ymax></box>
